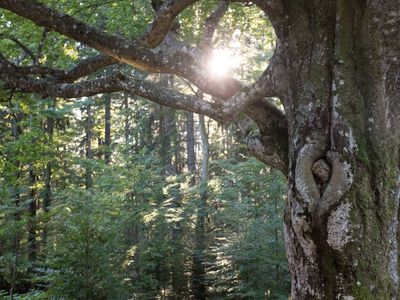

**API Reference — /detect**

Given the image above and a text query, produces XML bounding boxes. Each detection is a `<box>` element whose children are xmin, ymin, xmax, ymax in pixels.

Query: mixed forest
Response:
<box><xmin>0</xmin><ymin>1</ymin><xmax>291</xmax><ymax>299</ymax></box>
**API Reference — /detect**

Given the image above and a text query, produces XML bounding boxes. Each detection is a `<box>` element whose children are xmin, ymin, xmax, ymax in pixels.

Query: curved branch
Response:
<box><xmin>251</xmin><ymin>0</ymin><xmax>285</xmax><ymax>39</ymax></box>
<box><xmin>162</xmin><ymin>0</ymin><xmax>229</xmax><ymax>61</ymax></box>
<box><xmin>58</xmin><ymin>55</ymin><xmax>118</xmax><ymax>81</ymax></box>
<box><xmin>245</xmin><ymin>98</ymin><xmax>288</xmax><ymax>174</ymax></box>
<box><xmin>0</xmin><ymin>34</ymin><xmax>36</xmax><ymax>62</ymax></box>
<box><xmin>247</xmin><ymin>130</ymin><xmax>288</xmax><ymax>175</ymax></box>
<box><xmin>141</xmin><ymin>0</ymin><xmax>199</xmax><ymax>48</ymax></box>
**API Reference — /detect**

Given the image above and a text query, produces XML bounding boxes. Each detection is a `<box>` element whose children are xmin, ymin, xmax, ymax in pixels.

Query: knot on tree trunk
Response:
<box><xmin>312</xmin><ymin>158</ymin><xmax>331</xmax><ymax>192</ymax></box>
<box><xmin>312</xmin><ymin>158</ymin><xmax>331</xmax><ymax>183</ymax></box>
<box><xmin>295</xmin><ymin>144</ymin><xmax>353</xmax><ymax>229</ymax></box>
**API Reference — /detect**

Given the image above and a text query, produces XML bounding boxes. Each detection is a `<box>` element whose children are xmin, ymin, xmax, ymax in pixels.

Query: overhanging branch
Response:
<box><xmin>0</xmin><ymin>68</ymin><xmax>233</xmax><ymax>122</ymax></box>
<box><xmin>0</xmin><ymin>54</ymin><xmax>118</xmax><ymax>82</ymax></box>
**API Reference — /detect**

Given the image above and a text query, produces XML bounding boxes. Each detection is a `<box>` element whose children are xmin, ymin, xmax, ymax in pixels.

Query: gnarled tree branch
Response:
<box><xmin>245</xmin><ymin>99</ymin><xmax>288</xmax><ymax>174</ymax></box>
<box><xmin>0</xmin><ymin>56</ymin><xmax>287</xmax><ymax>138</ymax></box>
<box><xmin>0</xmin><ymin>67</ymin><xmax>233</xmax><ymax>122</ymax></box>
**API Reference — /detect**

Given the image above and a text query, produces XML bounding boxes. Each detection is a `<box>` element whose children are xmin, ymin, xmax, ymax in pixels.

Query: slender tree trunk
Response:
<box><xmin>97</xmin><ymin>138</ymin><xmax>102</xmax><ymax>160</ymax></box>
<box><xmin>26</xmin><ymin>113</ymin><xmax>38</xmax><ymax>264</ymax></box>
<box><xmin>27</xmin><ymin>166</ymin><xmax>37</xmax><ymax>262</ymax></box>
<box><xmin>187</xmin><ymin>112</ymin><xmax>196</xmax><ymax>185</ymax></box>
<box><xmin>123</xmin><ymin>95</ymin><xmax>130</xmax><ymax>146</ymax></box>
<box><xmin>104</xmin><ymin>94</ymin><xmax>111</xmax><ymax>164</ymax></box>
<box><xmin>146</xmin><ymin>111</ymin><xmax>155</xmax><ymax>149</ymax></box>
<box><xmin>169</xmin><ymin>183</ymin><xmax>186</xmax><ymax>299</ymax></box>
<box><xmin>159</xmin><ymin>75</ymin><xmax>177</xmax><ymax>174</ymax></box>
<box><xmin>274</xmin><ymin>188</ymin><xmax>280</xmax><ymax>284</ymax></box>
<box><xmin>279</xmin><ymin>1</ymin><xmax>400</xmax><ymax>298</ymax></box>
<box><xmin>192</xmin><ymin>112</ymin><xmax>208</xmax><ymax>300</ymax></box>
<box><xmin>42</xmin><ymin>99</ymin><xmax>54</xmax><ymax>248</ymax></box>
<box><xmin>85</xmin><ymin>101</ymin><xmax>93</xmax><ymax>189</ymax></box>
<box><xmin>175</xmin><ymin>119</ymin><xmax>182</xmax><ymax>174</ymax></box>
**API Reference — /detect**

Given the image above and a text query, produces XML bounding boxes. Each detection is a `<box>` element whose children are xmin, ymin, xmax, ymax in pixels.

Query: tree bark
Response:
<box><xmin>278</xmin><ymin>1</ymin><xmax>400</xmax><ymax>298</ymax></box>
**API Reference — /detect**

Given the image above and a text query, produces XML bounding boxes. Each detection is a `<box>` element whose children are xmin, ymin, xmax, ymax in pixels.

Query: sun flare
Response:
<box><xmin>207</xmin><ymin>49</ymin><xmax>241</xmax><ymax>76</ymax></box>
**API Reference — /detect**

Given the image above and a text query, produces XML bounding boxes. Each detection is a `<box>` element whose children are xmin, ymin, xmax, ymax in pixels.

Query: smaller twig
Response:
<box><xmin>35</xmin><ymin>29</ymin><xmax>49</xmax><ymax>66</ymax></box>
<box><xmin>71</xmin><ymin>0</ymin><xmax>119</xmax><ymax>16</ymax></box>
<box><xmin>0</xmin><ymin>34</ymin><xmax>36</xmax><ymax>63</ymax></box>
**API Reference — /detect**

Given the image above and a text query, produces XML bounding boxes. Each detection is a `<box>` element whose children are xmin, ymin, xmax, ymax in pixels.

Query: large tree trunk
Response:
<box><xmin>280</xmin><ymin>1</ymin><xmax>400</xmax><ymax>299</ymax></box>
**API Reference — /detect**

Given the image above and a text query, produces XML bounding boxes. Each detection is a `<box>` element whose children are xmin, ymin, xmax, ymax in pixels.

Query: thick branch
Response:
<box><xmin>241</xmin><ymin>42</ymin><xmax>289</xmax><ymax>173</ymax></box>
<box><xmin>245</xmin><ymin>100</ymin><xmax>288</xmax><ymax>174</ymax></box>
<box><xmin>58</xmin><ymin>55</ymin><xmax>118</xmax><ymax>81</ymax></box>
<box><xmin>0</xmin><ymin>54</ymin><xmax>118</xmax><ymax>82</ymax></box>
<box><xmin>0</xmin><ymin>68</ymin><xmax>233</xmax><ymax>122</ymax></box>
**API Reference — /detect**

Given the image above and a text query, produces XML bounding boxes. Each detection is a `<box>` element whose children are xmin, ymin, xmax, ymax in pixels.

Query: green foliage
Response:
<box><xmin>0</xmin><ymin>92</ymin><xmax>290</xmax><ymax>299</ymax></box>
<box><xmin>45</xmin><ymin>188</ymin><xmax>128</xmax><ymax>299</ymax></box>
<box><xmin>205</xmin><ymin>159</ymin><xmax>290</xmax><ymax>299</ymax></box>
